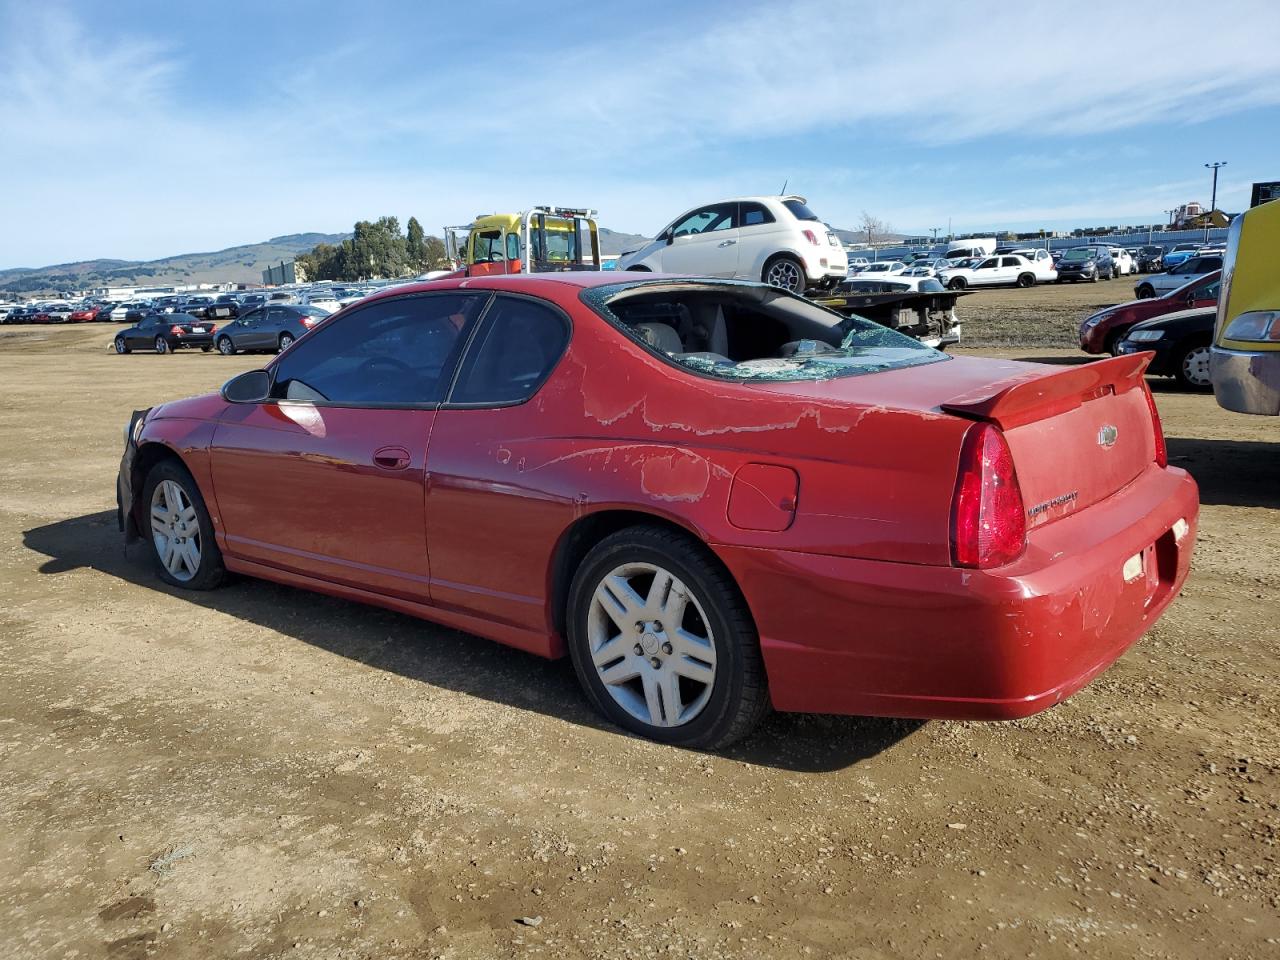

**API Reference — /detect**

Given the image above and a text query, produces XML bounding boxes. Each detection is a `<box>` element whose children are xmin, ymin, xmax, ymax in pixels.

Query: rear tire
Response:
<box><xmin>200</xmin><ymin>344</ymin><xmax>212</xmax><ymax>352</ymax></box>
<box><xmin>566</xmin><ymin>526</ymin><xmax>769</xmax><ymax>750</ymax></box>
<box><xmin>154</xmin><ymin>336</ymin><xmax>170</xmax><ymax>354</ymax></box>
<box><xmin>141</xmin><ymin>459</ymin><xmax>226</xmax><ymax>590</ymax></box>
<box><xmin>625</xmin><ymin>264</ymin><xmax>652</xmax><ymax>272</ymax></box>
<box><xmin>762</xmin><ymin>255</ymin><xmax>807</xmax><ymax>294</ymax></box>
<box><xmin>948</xmin><ymin>276</ymin><xmax>967</xmax><ymax>291</ymax></box>
<box><xmin>1016</xmin><ymin>273</ymin><xmax>1035</xmax><ymax>288</ymax></box>
<box><xmin>1174</xmin><ymin>340</ymin><xmax>1213</xmax><ymax>391</ymax></box>
<box><xmin>278</xmin><ymin>332</ymin><xmax>295</xmax><ymax>351</ymax></box>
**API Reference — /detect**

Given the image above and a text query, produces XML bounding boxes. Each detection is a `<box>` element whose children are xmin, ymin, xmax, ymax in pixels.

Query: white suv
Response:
<box><xmin>618</xmin><ymin>196</ymin><xmax>848</xmax><ymax>293</ymax></box>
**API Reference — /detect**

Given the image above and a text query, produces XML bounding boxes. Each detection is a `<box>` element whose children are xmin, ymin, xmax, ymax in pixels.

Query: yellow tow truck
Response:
<box><xmin>1211</xmin><ymin>197</ymin><xmax>1280</xmax><ymax>415</ymax></box>
<box><xmin>442</xmin><ymin>207</ymin><xmax>602</xmax><ymax>280</ymax></box>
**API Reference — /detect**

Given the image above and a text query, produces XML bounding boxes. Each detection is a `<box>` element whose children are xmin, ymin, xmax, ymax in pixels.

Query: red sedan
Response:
<box><xmin>117</xmin><ymin>274</ymin><xmax>1198</xmax><ymax>748</ymax></box>
<box><xmin>1079</xmin><ymin>270</ymin><xmax>1221</xmax><ymax>355</ymax></box>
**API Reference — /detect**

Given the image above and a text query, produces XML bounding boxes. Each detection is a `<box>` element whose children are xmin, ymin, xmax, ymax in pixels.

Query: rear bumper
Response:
<box><xmin>716</xmin><ymin>465</ymin><xmax>1198</xmax><ymax>720</ymax></box>
<box><xmin>1211</xmin><ymin>346</ymin><xmax>1280</xmax><ymax>415</ymax></box>
<box><xmin>170</xmin><ymin>334</ymin><xmax>215</xmax><ymax>348</ymax></box>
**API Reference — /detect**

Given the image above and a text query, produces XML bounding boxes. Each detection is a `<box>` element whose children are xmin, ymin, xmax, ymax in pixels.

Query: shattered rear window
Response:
<box><xmin>582</xmin><ymin>279</ymin><xmax>947</xmax><ymax>383</ymax></box>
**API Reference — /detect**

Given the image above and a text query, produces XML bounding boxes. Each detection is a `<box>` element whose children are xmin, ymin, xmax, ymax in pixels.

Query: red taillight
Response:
<box><xmin>170</xmin><ymin>324</ymin><xmax>183</xmax><ymax>335</ymax></box>
<box><xmin>950</xmin><ymin>423</ymin><xmax>1026</xmax><ymax>569</ymax></box>
<box><xmin>1140</xmin><ymin>381</ymin><xmax>1167</xmax><ymax>467</ymax></box>
<box><xmin>802</xmin><ymin>229</ymin><xmax>819</xmax><ymax>245</ymax></box>
<box><xmin>301</xmin><ymin>317</ymin><xmax>319</xmax><ymax>328</ymax></box>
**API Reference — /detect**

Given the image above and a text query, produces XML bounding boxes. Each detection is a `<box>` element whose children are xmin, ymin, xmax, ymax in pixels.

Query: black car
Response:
<box><xmin>113</xmin><ymin>313</ymin><xmax>217</xmax><ymax>354</ymax></box>
<box><xmin>238</xmin><ymin>293</ymin><xmax>267</xmax><ymax>311</ymax></box>
<box><xmin>152</xmin><ymin>296</ymin><xmax>185</xmax><ymax>314</ymax></box>
<box><xmin>1116</xmin><ymin>306</ymin><xmax>1215</xmax><ymax>390</ymax></box>
<box><xmin>214</xmin><ymin>304</ymin><xmax>327</xmax><ymax>355</ymax></box>
<box><xmin>1135</xmin><ymin>245</ymin><xmax>1165</xmax><ymax>272</ymax></box>
<box><xmin>1056</xmin><ymin>246</ymin><xmax>1114</xmax><ymax>282</ymax></box>
<box><xmin>124</xmin><ymin>303</ymin><xmax>156</xmax><ymax>324</ymax></box>
<box><xmin>207</xmin><ymin>294</ymin><xmax>242</xmax><ymax>321</ymax></box>
<box><xmin>181</xmin><ymin>295</ymin><xmax>216</xmax><ymax>319</ymax></box>
<box><xmin>3</xmin><ymin>305</ymin><xmax>33</xmax><ymax>324</ymax></box>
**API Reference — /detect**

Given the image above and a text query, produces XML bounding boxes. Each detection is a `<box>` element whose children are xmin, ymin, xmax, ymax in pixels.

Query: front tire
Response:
<box><xmin>154</xmin><ymin>336</ymin><xmax>170</xmax><ymax>354</ymax></box>
<box><xmin>114</xmin><ymin>337</ymin><xmax>130</xmax><ymax>354</ymax></box>
<box><xmin>763</xmin><ymin>255</ymin><xmax>807</xmax><ymax>294</ymax></box>
<box><xmin>217</xmin><ymin>336</ymin><xmax>236</xmax><ymax>356</ymax></box>
<box><xmin>141</xmin><ymin>460</ymin><xmax>225</xmax><ymax>590</ymax></box>
<box><xmin>1174</xmin><ymin>340</ymin><xmax>1213</xmax><ymax>391</ymax></box>
<box><xmin>566</xmin><ymin>526</ymin><xmax>768</xmax><ymax>749</ymax></box>
<box><xmin>1136</xmin><ymin>284</ymin><xmax>1155</xmax><ymax>299</ymax></box>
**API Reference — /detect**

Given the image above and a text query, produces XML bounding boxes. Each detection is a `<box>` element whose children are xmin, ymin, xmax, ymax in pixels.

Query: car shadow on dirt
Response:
<box><xmin>1166</xmin><ymin>436</ymin><xmax>1280</xmax><ymax>508</ymax></box>
<box><xmin>23</xmin><ymin>510</ymin><xmax>923</xmax><ymax>772</ymax></box>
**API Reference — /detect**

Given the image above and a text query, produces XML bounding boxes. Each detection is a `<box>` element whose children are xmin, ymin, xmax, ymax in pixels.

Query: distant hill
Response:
<box><xmin>2</xmin><ymin>227</ymin><xmax>656</xmax><ymax>295</ymax></box>
<box><xmin>0</xmin><ymin>233</ymin><xmax>351</xmax><ymax>294</ymax></box>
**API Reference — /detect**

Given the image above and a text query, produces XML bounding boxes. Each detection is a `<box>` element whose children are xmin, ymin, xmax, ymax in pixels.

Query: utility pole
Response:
<box><xmin>1165</xmin><ymin>208</ymin><xmax>1177</xmax><ymax>232</ymax></box>
<box><xmin>931</xmin><ymin>227</ymin><xmax>940</xmax><ymax>242</ymax></box>
<box><xmin>1204</xmin><ymin>161</ymin><xmax>1226</xmax><ymax>243</ymax></box>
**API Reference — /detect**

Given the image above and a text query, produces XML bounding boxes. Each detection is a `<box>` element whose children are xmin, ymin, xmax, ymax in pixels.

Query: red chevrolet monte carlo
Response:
<box><xmin>117</xmin><ymin>273</ymin><xmax>1199</xmax><ymax>748</ymax></box>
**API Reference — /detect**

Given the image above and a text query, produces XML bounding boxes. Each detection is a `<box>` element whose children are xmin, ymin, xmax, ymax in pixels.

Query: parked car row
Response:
<box><xmin>112</xmin><ymin>304</ymin><xmax>330</xmax><ymax>356</ymax></box>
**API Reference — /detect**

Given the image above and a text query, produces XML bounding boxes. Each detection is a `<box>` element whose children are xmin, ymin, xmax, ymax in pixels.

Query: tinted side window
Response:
<box><xmin>978</xmin><ymin>258</ymin><xmax>997</xmax><ymax>269</ymax></box>
<box><xmin>739</xmin><ymin>202</ymin><xmax>776</xmax><ymax>228</ymax></box>
<box><xmin>1001</xmin><ymin>257</ymin><xmax>1020</xmax><ymax>267</ymax></box>
<box><xmin>272</xmin><ymin>293</ymin><xmax>488</xmax><ymax>406</ymax></box>
<box><xmin>449</xmin><ymin>296</ymin><xmax>569</xmax><ymax>405</ymax></box>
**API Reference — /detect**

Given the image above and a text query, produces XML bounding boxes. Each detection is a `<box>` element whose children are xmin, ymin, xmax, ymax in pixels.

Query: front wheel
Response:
<box><xmin>141</xmin><ymin>460</ymin><xmax>226</xmax><ymax>590</ymax></box>
<box><xmin>1136</xmin><ymin>284</ymin><xmax>1155</xmax><ymax>299</ymax></box>
<box><xmin>217</xmin><ymin>336</ymin><xmax>236</xmax><ymax>356</ymax></box>
<box><xmin>763</xmin><ymin>256</ymin><xmax>807</xmax><ymax>294</ymax></box>
<box><xmin>278</xmin><ymin>332</ymin><xmax>295</xmax><ymax>351</ymax></box>
<box><xmin>154</xmin><ymin>336</ymin><xmax>170</xmax><ymax>354</ymax></box>
<box><xmin>114</xmin><ymin>337</ymin><xmax>130</xmax><ymax>354</ymax></box>
<box><xmin>567</xmin><ymin>526</ymin><xmax>769</xmax><ymax>749</ymax></box>
<box><xmin>1174</xmin><ymin>340</ymin><xmax>1213</xmax><ymax>391</ymax></box>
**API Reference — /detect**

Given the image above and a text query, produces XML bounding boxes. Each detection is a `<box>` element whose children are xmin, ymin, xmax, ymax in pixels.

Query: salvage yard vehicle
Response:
<box><xmin>618</xmin><ymin>196</ymin><xmax>848</xmax><ymax>294</ymax></box>
<box><xmin>1135</xmin><ymin>253</ymin><xmax>1223</xmax><ymax>299</ymax></box>
<box><xmin>850</xmin><ymin>260</ymin><xmax>906</xmax><ymax>278</ymax></box>
<box><xmin>1136</xmin><ymin>245</ymin><xmax>1166</xmax><ymax>272</ymax></box>
<box><xmin>940</xmin><ymin>253</ymin><xmax>1053</xmax><ymax>289</ymax></box>
<box><xmin>118</xmin><ymin>272</ymin><xmax>1198</xmax><ymax>749</ymax></box>
<box><xmin>1079</xmin><ymin>270</ymin><xmax>1221</xmax><ymax>355</ymax></box>
<box><xmin>816</xmin><ymin>276</ymin><xmax>963</xmax><ymax>348</ymax></box>
<box><xmin>113</xmin><ymin>313</ymin><xmax>216</xmax><ymax>354</ymax></box>
<box><xmin>1162</xmin><ymin>242</ymin><xmax>1202</xmax><ymax>269</ymax></box>
<box><xmin>215</xmin><ymin>304</ymin><xmax>327</xmax><ymax>355</ymax></box>
<box><xmin>444</xmin><ymin>207</ymin><xmax>602</xmax><ymax>280</ymax></box>
<box><xmin>1117</xmin><ymin>307</ymin><xmax>1215</xmax><ymax>390</ymax></box>
<box><xmin>208</xmin><ymin>294</ymin><xmax>242</xmax><ymax>321</ymax></box>
<box><xmin>1211</xmin><ymin>196</ymin><xmax>1280</xmax><ymax>416</ymax></box>
<box><xmin>1056</xmin><ymin>246</ymin><xmax>1115</xmax><ymax>283</ymax></box>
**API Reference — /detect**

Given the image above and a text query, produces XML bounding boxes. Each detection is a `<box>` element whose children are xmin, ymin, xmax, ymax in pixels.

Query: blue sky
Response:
<box><xmin>2</xmin><ymin>0</ymin><xmax>1278</xmax><ymax>267</ymax></box>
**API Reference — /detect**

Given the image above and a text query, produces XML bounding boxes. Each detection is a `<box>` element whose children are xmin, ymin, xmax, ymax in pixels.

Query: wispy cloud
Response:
<box><xmin>1</xmin><ymin>0</ymin><xmax>1277</xmax><ymax>265</ymax></box>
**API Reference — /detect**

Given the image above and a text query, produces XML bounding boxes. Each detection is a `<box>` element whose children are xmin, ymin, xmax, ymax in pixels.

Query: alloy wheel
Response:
<box><xmin>155</xmin><ymin>337</ymin><xmax>169</xmax><ymax>354</ymax></box>
<box><xmin>279</xmin><ymin>333</ymin><xmax>294</xmax><ymax>350</ymax></box>
<box><xmin>218</xmin><ymin>337</ymin><xmax>234</xmax><ymax>355</ymax></box>
<box><xmin>586</xmin><ymin>561</ymin><xmax>717</xmax><ymax>728</ymax></box>
<box><xmin>764</xmin><ymin>258</ymin><xmax>804</xmax><ymax>293</ymax></box>
<box><xmin>150</xmin><ymin>479</ymin><xmax>201</xmax><ymax>582</ymax></box>
<box><xmin>114</xmin><ymin>338</ymin><xmax>126</xmax><ymax>353</ymax></box>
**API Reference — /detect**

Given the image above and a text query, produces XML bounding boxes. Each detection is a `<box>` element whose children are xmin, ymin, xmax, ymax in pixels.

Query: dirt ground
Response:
<box><xmin>1</xmin><ymin>286</ymin><xmax>1277</xmax><ymax>960</ymax></box>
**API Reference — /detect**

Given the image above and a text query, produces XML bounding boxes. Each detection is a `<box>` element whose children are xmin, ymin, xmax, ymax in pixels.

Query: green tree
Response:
<box><xmin>406</xmin><ymin>216</ymin><xmax>427</xmax><ymax>272</ymax></box>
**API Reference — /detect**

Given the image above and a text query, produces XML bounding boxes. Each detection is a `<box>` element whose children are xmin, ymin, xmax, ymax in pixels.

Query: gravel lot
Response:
<box><xmin>1</xmin><ymin>285</ymin><xmax>1277</xmax><ymax>960</ymax></box>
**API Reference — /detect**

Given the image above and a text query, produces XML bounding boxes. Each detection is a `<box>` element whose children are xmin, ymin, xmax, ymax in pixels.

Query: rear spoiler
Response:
<box><xmin>941</xmin><ymin>353</ymin><xmax>1152</xmax><ymax>430</ymax></box>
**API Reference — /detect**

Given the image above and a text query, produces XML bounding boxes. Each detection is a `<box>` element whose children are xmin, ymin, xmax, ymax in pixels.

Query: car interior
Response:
<box><xmin>595</xmin><ymin>282</ymin><xmax>938</xmax><ymax>380</ymax></box>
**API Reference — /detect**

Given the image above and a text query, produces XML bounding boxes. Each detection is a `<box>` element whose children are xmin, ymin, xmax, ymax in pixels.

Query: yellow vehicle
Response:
<box><xmin>442</xmin><ymin>207</ymin><xmax>601</xmax><ymax>279</ymax></box>
<box><xmin>1211</xmin><ymin>198</ymin><xmax>1280</xmax><ymax>415</ymax></box>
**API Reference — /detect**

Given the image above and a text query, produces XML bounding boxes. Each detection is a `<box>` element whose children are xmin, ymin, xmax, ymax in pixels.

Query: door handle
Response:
<box><xmin>718</xmin><ymin>239</ymin><xmax>737</xmax><ymax>247</ymax></box>
<box><xmin>373</xmin><ymin>446</ymin><xmax>411</xmax><ymax>470</ymax></box>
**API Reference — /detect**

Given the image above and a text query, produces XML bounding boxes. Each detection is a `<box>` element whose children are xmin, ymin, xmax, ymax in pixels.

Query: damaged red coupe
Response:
<box><xmin>118</xmin><ymin>273</ymin><xmax>1198</xmax><ymax>748</ymax></box>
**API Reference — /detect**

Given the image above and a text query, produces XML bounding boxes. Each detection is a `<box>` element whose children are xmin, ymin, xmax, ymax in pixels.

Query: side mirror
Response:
<box><xmin>222</xmin><ymin>369</ymin><xmax>271</xmax><ymax>404</ymax></box>
<box><xmin>664</xmin><ymin>231</ymin><xmax>675</xmax><ymax>245</ymax></box>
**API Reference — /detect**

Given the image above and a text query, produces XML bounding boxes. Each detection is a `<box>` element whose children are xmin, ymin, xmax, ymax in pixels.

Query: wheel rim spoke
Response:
<box><xmin>586</xmin><ymin>560</ymin><xmax>717</xmax><ymax>730</ymax></box>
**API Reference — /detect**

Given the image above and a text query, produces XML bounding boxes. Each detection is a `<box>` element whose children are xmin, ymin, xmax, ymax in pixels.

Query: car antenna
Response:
<box><xmin>779</xmin><ymin>178</ymin><xmax>788</xmax><ymax>195</ymax></box>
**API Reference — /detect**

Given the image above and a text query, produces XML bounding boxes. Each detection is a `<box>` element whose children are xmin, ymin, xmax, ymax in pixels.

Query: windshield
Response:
<box><xmin>1061</xmin><ymin>248</ymin><xmax>1095</xmax><ymax>262</ymax></box>
<box><xmin>584</xmin><ymin>280</ymin><xmax>945</xmax><ymax>383</ymax></box>
<box><xmin>782</xmin><ymin>199</ymin><xmax>820</xmax><ymax>222</ymax></box>
<box><xmin>1172</xmin><ymin>243</ymin><xmax>1199</xmax><ymax>251</ymax></box>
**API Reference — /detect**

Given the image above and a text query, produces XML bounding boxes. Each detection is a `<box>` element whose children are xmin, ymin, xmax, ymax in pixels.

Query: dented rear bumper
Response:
<box><xmin>715</xmin><ymin>465</ymin><xmax>1199</xmax><ymax>720</ymax></box>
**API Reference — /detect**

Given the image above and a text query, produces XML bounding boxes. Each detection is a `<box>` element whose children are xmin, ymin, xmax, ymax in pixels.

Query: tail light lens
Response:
<box><xmin>1140</xmin><ymin>381</ymin><xmax>1168</xmax><ymax>467</ymax></box>
<box><xmin>802</xmin><ymin>229</ymin><xmax>819</xmax><ymax>245</ymax></box>
<box><xmin>170</xmin><ymin>325</ymin><xmax>183</xmax><ymax>335</ymax></box>
<box><xmin>301</xmin><ymin>317</ymin><xmax>319</xmax><ymax>328</ymax></box>
<box><xmin>950</xmin><ymin>423</ymin><xmax>1026</xmax><ymax>569</ymax></box>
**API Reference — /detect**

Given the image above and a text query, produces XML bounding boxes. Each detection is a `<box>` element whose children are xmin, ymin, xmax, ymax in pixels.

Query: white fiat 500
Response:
<box><xmin>617</xmin><ymin>196</ymin><xmax>848</xmax><ymax>293</ymax></box>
